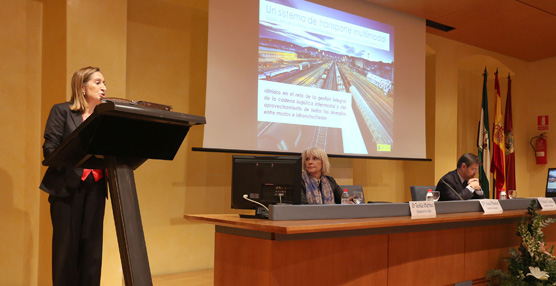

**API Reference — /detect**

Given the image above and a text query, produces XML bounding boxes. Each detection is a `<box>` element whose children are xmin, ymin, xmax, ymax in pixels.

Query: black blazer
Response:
<box><xmin>39</xmin><ymin>103</ymin><xmax>90</xmax><ymax>197</ymax></box>
<box><xmin>436</xmin><ymin>169</ymin><xmax>484</xmax><ymax>201</ymax></box>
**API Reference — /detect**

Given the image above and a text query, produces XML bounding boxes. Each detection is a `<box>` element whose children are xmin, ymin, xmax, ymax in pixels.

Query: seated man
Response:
<box><xmin>436</xmin><ymin>153</ymin><xmax>485</xmax><ymax>201</ymax></box>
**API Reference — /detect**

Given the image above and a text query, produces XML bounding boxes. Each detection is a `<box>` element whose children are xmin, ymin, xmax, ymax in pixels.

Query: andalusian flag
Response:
<box><xmin>477</xmin><ymin>68</ymin><xmax>491</xmax><ymax>199</ymax></box>
<box><xmin>490</xmin><ymin>70</ymin><xmax>506</xmax><ymax>199</ymax></box>
<box><xmin>505</xmin><ymin>74</ymin><xmax>516</xmax><ymax>191</ymax></box>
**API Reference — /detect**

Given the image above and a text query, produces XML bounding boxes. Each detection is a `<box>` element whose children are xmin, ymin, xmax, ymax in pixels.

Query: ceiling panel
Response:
<box><xmin>364</xmin><ymin>0</ymin><xmax>556</xmax><ymax>61</ymax></box>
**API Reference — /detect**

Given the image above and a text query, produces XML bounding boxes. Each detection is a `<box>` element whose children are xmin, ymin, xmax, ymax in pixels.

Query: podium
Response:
<box><xmin>43</xmin><ymin>101</ymin><xmax>206</xmax><ymax>286</ymax></box>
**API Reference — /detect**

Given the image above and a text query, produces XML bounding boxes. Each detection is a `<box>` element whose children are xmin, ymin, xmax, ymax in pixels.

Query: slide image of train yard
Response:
<box><xmin>256</xmin><ymin>20</ymin><xmax>394</xmax><ymax>155</ymax></box>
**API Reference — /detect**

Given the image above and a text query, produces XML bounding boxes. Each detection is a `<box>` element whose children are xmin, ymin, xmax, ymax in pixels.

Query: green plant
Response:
<box><xmin>486</xmin><ymin>200</ymin><xmax>556</xmax><ymax>285</ymax></box>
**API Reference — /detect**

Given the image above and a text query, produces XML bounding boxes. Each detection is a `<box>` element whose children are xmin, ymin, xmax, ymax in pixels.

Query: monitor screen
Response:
<box><xmin>231</xmin><ymin>155</ymin><xmax>302</xmax><ymax>216</ymax></box>
<box><xmin>546</xmin><ymin>168</ymin><xmax>556</xmax><ymax>197</ymax></box>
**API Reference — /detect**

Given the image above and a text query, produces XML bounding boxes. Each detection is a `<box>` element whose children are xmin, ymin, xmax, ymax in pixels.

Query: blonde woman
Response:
<box><xmin>301</xmin><ymin>147</ymin><xmax>345</xmax><ymax>204</ymax></box>
<box><xmin>40</xmin><ymin>66</ymin><xmax>107</xmax><ymax>286</ymax></box>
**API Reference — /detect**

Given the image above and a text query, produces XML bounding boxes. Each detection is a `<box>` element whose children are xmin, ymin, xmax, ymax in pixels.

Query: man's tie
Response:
<box><xmin>462</xmin><ymin>180</ymin><xmax>468</xmax><ymax>187</ymax></box>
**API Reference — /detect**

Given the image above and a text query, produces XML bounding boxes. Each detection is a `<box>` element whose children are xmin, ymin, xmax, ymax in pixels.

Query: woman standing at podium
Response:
<box><xmin>39</xmin><ymin>66</ymin><xmax>108</xmax><ymax>286</ymax></box>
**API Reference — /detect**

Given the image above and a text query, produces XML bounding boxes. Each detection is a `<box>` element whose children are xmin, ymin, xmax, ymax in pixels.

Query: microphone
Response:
<box><xmin>242</xmin><ymin>194</ymin><xmax>269</xmax><ymax>212</ymax></box>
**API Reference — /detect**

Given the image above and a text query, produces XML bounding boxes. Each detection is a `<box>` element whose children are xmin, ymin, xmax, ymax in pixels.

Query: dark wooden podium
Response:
<box><xmin>43</xmin><ymin>100</ymin><xmax>206</xmax><ymax>286</ymax></box>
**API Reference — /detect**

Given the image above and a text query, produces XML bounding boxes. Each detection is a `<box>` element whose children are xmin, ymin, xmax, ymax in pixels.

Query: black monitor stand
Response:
<box><xmin>239</xmin><ymin>206</ymin><xmax>269</xmax><ymax>219</ymax></box>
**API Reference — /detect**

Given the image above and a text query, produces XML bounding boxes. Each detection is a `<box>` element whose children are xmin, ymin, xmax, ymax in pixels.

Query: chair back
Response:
<box><xmin>339</xmin><ymin>185</ymin><xmax>365</xmax><ymax>202</ymax></box>
<box><xmin>410</xmin><ymin>185</ymin><xmax>436</xmax><ymax>201</ymax></box>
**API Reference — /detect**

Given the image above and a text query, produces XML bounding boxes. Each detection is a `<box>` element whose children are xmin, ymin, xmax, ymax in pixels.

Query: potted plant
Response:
<box><xmin>486</xmin><ymin>200</ymin><xmax>556</xmax><ymax>285</ymax></box>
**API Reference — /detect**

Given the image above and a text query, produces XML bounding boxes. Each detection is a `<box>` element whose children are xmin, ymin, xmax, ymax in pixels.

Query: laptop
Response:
<box><xmin>545</xmin><ymin>168</ymin><xmax>556</xmax><ymax>197</ymax></box>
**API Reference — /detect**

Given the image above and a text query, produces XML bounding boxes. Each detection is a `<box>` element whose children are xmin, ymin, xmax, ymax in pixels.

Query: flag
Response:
<box><xmin>490</xmin><ymin>70</ymin><xmax>505</xmax><ymax>199</ymax></box>
<box><xmin>477</xmin><ymin>68</ymin><xmax>491</xmax><ymax>199</ymax></box>
<box><xmin>505</xmin><ymin>74</ymin><xmax>515</xmax><ymax>191</ymax></box>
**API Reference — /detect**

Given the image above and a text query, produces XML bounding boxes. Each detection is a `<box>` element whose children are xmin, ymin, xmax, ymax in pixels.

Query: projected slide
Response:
<box><xmin>204</xmin><ymin>0</ymin><xmax>425</xmax><ymax>159</ymax></box>
<box><xmin>257</xmin><ymin>0</ymin><xmax>394</xmax><ymax>155</ymax></box>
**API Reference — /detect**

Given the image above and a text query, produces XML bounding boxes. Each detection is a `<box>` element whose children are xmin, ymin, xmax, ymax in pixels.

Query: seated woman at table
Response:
<box><xmin>301</xmin><ymin>147</ymin><xmax>345</xmax><ymax>204</ymax></box>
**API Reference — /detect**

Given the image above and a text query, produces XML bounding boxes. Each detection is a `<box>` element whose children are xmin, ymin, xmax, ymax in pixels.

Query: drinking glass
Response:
<box><xmin>353</xmin><ymin>191</ymin><xmax>364</xmax><ymax>204</ymax></box>
<box><xmin>508</xmin><ymin>190</ymin><xmax>517</xmax><ymax>199</ymax></box>
<box><xmin>432</xmin><ymin>191</ymin><xmax>440</xmax><ymax>201</ymax></box>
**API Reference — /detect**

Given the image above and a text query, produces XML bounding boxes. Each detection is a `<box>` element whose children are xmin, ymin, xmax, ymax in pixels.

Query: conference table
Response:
<box><xmin>185</xmin><ymin>201</ymin><xmax>556</xmax><ymax>286</ymax></box>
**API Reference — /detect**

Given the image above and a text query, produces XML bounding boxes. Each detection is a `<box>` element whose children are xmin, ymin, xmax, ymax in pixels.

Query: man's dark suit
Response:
<box><xmin>39</xmin><ymin>102</ymin><xmax>106</xmax><ymax>286</ymax></box>
<box><xmin>436</xmin><ymin>169</ymin><xmax>485</xmax><ymax>201</ymax></box>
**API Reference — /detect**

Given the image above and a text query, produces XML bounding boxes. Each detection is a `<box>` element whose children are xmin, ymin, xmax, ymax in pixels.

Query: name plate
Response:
<box><xmin>537</xmin><ymin>198</ymin><xmax>556</xmax><ymax>211</ymax></box>
<box><xmin>409</xmin><ymin>201</ymin><xmax>436</xmax><ymax>219</ymax></box>
<box><xmin>479</xmin><ymin>199</ymin><xmax>503</xmax><ymax>214</ymax></box>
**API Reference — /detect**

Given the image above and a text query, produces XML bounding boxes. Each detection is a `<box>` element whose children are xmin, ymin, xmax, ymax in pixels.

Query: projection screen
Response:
<box><xmin>202</xmin><ymin>0</ymin><xmax>426</xmax><ymax>159</ymax></box>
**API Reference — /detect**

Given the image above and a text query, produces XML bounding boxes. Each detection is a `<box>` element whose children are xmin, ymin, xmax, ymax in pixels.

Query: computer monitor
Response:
<box><xmin>231</xmin><ymin>155</ymin><xmax>302</xmax><ymax>218</ymax></box>
<box><xmin>546</xmin><ymin>168</ymin><xmax>556</xmax><ymax>197</ymax></box>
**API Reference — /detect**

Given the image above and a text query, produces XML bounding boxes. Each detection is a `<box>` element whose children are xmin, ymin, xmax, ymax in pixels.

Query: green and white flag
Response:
<box><xmin>477</xmin><ymin>68</ymin><xmax>491</xmax><ymax>198</ymax></box>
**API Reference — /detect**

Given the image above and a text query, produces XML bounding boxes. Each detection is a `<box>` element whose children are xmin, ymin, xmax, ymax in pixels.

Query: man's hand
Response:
<box><xmin>468</xmin><ymin>178</ymin><xmax>481</xmax><ymax>190</ymax></box>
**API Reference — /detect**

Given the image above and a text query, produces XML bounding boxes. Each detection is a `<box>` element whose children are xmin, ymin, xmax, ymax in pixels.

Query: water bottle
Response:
<box><xmin>425</xmin><ymin>189</ymin><xmax>434</xmax><ymax>201</ymax></box>
<box><xmin>341</xmin><ymin>189</ymin><xmax>350</xmax><ymax>204</ymax></box>
<box><xmin>499</xmin><ymin>189</ymin><xmax>507</xmax><ymax>200</ymax></box>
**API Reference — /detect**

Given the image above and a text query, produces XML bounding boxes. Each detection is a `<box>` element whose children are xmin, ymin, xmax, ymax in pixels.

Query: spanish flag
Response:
<box><xmin>490</xmin><ymin>70</ymin><xmax>505</xmax><ymax>198</ymax></box>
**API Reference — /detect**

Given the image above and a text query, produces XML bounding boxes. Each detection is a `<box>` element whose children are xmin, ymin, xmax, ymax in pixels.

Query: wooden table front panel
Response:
<box><xmin>388</xmin><ymin>228</ymin><xmax>466</xmax><ymax>285</ymax></box>
<box><xmin>215</xmin><ymin>232</ymin><xmax>388</xmax><ymax>286</ymax></box>
<box><xmin>463</xmin><ymin>223</ymin><xmax>521</xmax><ymax>280</ymax></box>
